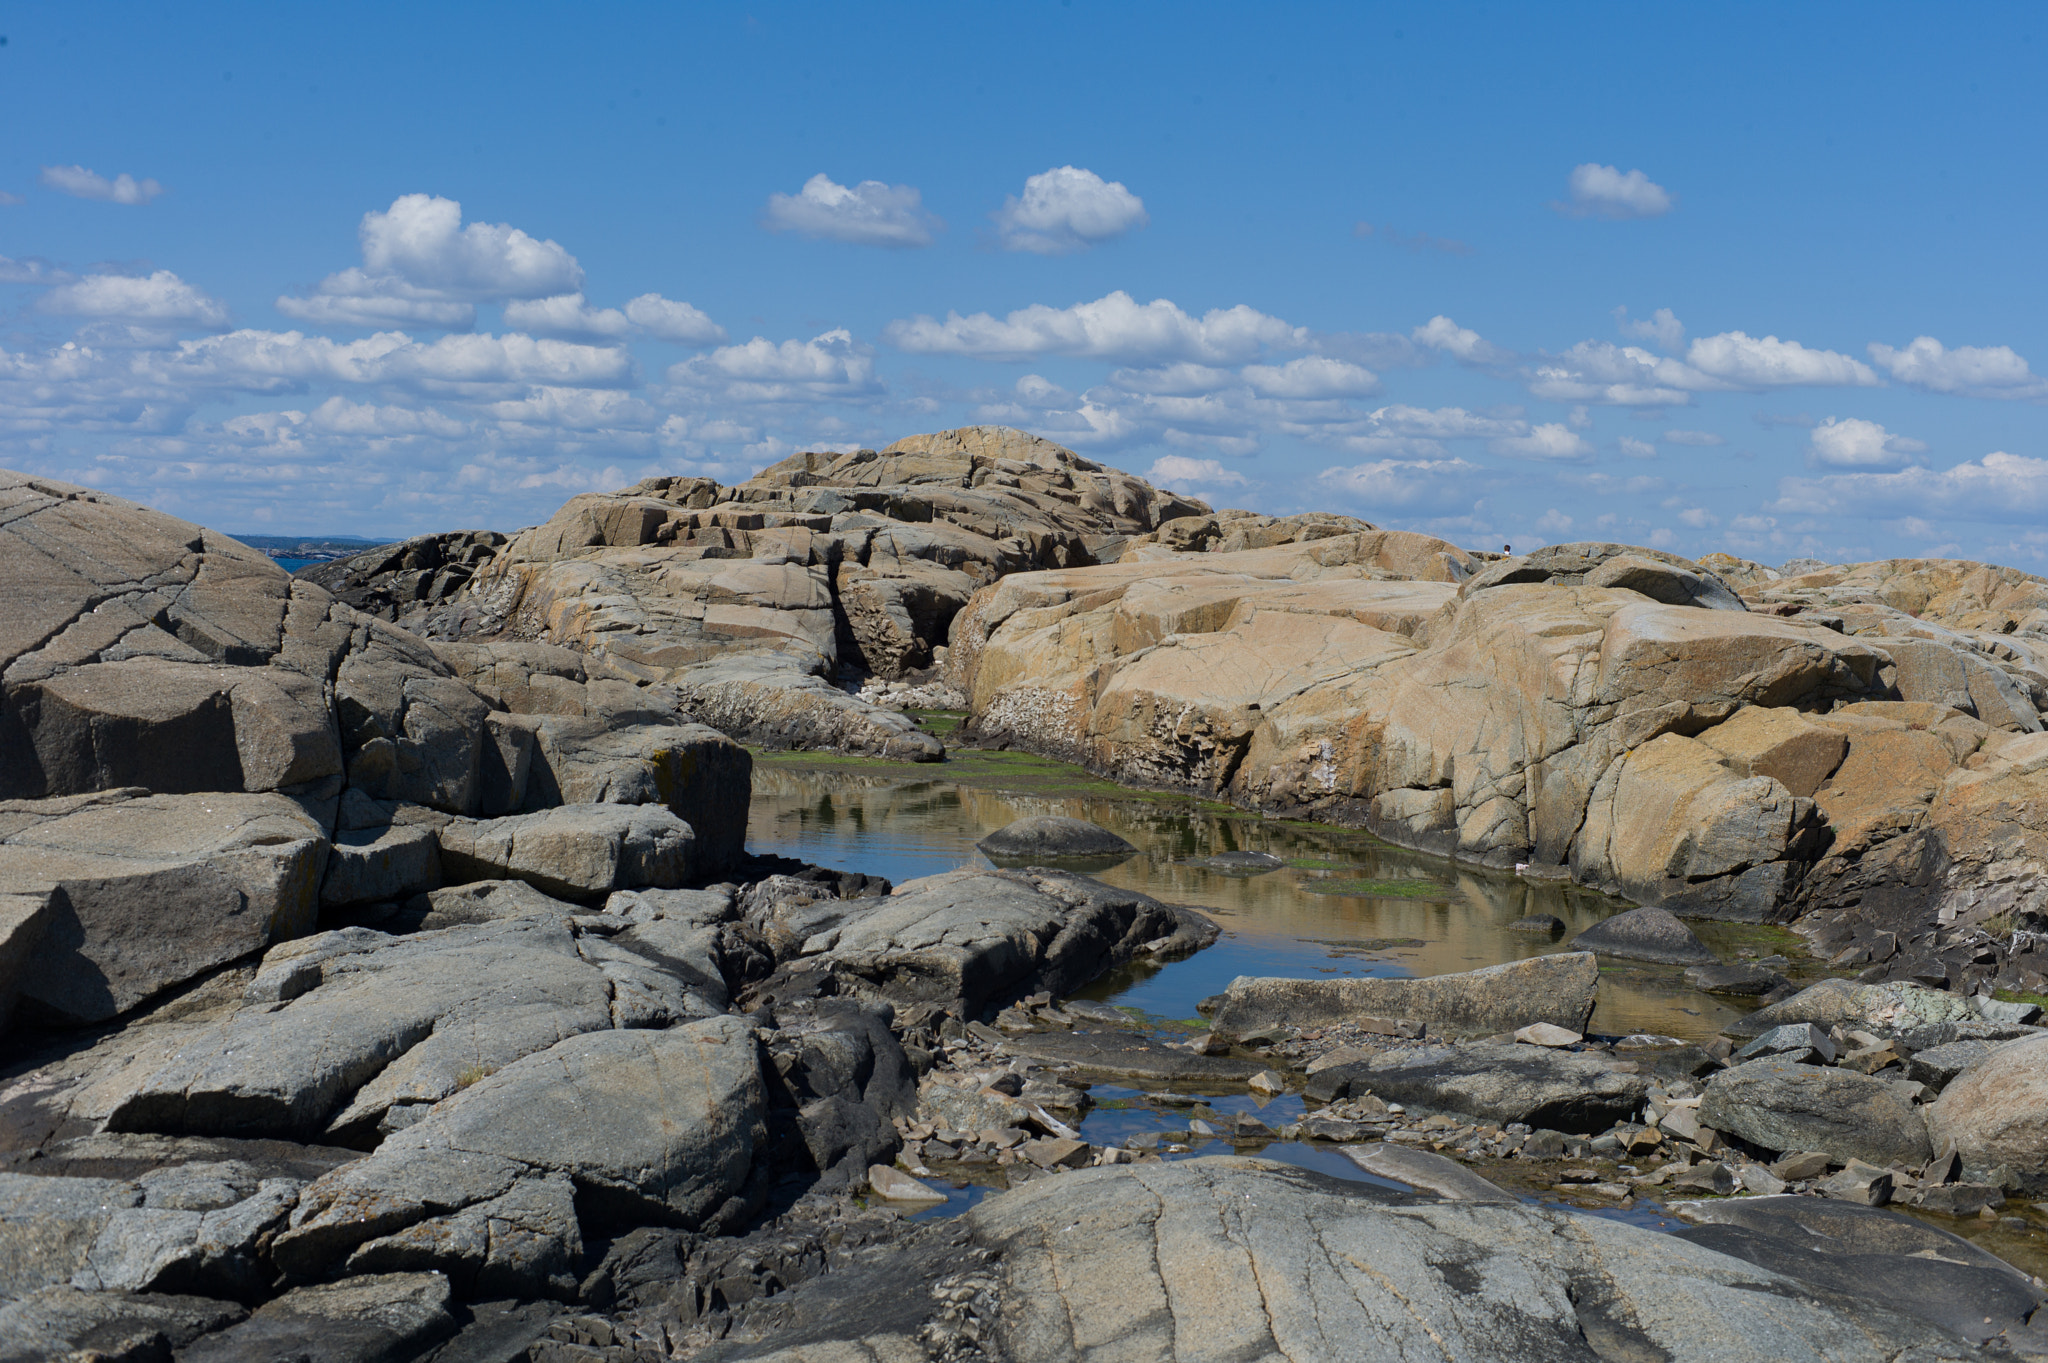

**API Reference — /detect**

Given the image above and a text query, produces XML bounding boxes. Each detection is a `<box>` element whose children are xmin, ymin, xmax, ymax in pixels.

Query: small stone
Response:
<box><xmin>1021</xmin><ymin>1138</ymin><xmax>1091</xmax><ymax>1170</ymax></box>
<box><xmin>1522</xmin><ymin>1130</ymin><xmax>1567</xmax><ymax>1159</ymax></box>
<box><xmin>868</xmin><ymin>1166</ymin><xmax>947</xmax><ymax>1202</ymax></box>
<box><xmin>1734</xmin><ymin>1023</ymin><xmax>1837</xmax><ymax>1065</ymax></box>
<box><xmin>1769</xmin><ymin>1150</ymin><xmax>1834</xmax><ymax>1181</ymax></box>
<box><xmin>1187</xmin><ymin>1119</ymin><xmax>1219</xmax><ymax>1138</ymax></box>
<box><xmin>1659</xmin><ymin>1106</ymin><xmax>1703</xmax><ymax>1143</ymax></box>
<box><xmin>1817</xmin><ymin>1160</ymin><xmax>1894</xmax><ymax>1206</ymax></box>
<box><xmin>1671</xmin><ymin>1162</ymin><xmax>1738</xmax><ymax>1195</ymax></box>
<box><xmin>1247</xmin><ymin>1069</ymin><xmax>1287</xmax><ymax>1096</ymax></box>
<box><xmin>1305</xmin><ymin>1046</ymin><xmax>1376</xmax><ymax>1075</ymax></box>
<box><xmin>1735</xmin><ymin>1163</ymin><xmax>1787</xmax><ymax>1195</ymax></box>
<box><xmin>1912</xmin><ymin>1183</ymin><xmax>2006</xmax><ymax>1217</ymax></box>
<box><xmin>1181</xmin><ymin>1032</ymin><xmax>1231</xmax><ymax>1056</ymax></box>
<box><xmin>1625</xmin><ymin>1126</ymin><xmax>1665</xmax><ymax>1155</ymax></box>
<box><xmin>1514</xmin><ymin>1023</ymin><xmax>1582</xmax><ymax>1048</ymax></box>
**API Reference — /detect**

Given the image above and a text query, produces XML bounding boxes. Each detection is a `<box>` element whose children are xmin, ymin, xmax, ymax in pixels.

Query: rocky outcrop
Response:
<box><xmin>297</xmin><ymin>530</ymin><xmax>507</xmax><ymax>636</ymax></box>
<box><xmin>702</xmin><ymin>1160</ymin><xmax>1978</xmax><ymax>1361</ymax></box>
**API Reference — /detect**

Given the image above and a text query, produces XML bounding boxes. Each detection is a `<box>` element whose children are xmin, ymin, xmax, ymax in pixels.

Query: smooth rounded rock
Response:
<box><xmin>1569</xmin><ymin>905</ymin><xmax>1716</xmax><ymax>965</ymax></box>
<box><xmin>1926</xmin><ymin>1034</ymin><xmax>2048</xmax><ymax>1193</ymax></box>
<box><xmin>976</xmin><ymin>816</ymin><xmax>1136</xmax><ymax>863</ymax></box>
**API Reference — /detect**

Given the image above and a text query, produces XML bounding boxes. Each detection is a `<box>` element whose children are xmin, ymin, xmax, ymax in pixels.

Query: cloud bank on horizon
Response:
<box><xmin>0</xmin><ymin>5</ymin><xmax>2040</xmax><ymax>567</ymax></box>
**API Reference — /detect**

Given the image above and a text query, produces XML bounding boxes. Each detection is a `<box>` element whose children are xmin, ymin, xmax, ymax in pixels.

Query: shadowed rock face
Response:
<box><xmin>693</xmin><ymin>1160</ymin><xmax>1978</xmax><ymax>1362</ymax></box>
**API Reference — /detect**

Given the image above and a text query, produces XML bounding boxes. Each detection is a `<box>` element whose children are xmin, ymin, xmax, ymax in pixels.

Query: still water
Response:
<box><xmin>743</xmin><ymin>756</ymin><xmax>1808</xmax><ymax>1042</ymax></box>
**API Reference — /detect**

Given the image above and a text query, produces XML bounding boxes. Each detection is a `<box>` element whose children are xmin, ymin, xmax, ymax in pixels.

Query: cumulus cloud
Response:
<box><xmin>1774</xmin><ymin>451</ymin><xmax>2048</xmax><ymax>520</ymax></box>
<box><xmin>501</xmin><ymin>293</ymin><xmax>630</xmax><ymax>340</ymax></box>
<box><xmin>1367</xmin><ymin>405</ymin><xmax>1525</xmax><ymax>439</ymax></box>
<box><xmin>1526</xmin><ymin>341</ymin><xmax>1698</xmax><ymax>406</ymax></box>
<box><xmin>1685</xmin><ymin>331</ymin><xmax>1878</xmax><ymax>388</ymax></box>
<box><xmin>1146</xmin><ymin>454</ymin><xmax>1246</xmax><ymax>488</ymax></box>
<box><xmin>0</xmin><ymin>255</ymin><xmax>75</xmax><ymax>285</ymax></box>
<box><xmin>623</xmin><ymin>294</ymin><xmax>725</xmax><ymax>345</ymax></box>
<box><xmin>277</xmin><ymin>194</ymin><xmax>583</xmax><ymax>327</ymax></box>
<box><xmin>1618</xmin><ymin>436</ymin><xmax>1656</xmax><ymax>458</ymax></box>
<box><xmin>1614</xmin><ymin>306</ymin><xmax>1683</xmax><ymax>350</ymax></box>
<box><xmin>762</xmin><ymin>173</ymin><xmax>940</xmax><ymax>248</ymax></box>
<box><xmin>40</xmin><ymin>271</ymin><xmax>229</xmax><ymax>327</ymax></box>
<box><xmin>1554</xmin><ymin>163</ymin><xmax>1674</xmax><ymax>220</ymax></box>
<box><xmin>1662</xmin><ymin>429</ymin><xmax>1723</xmax><ymax>447</ymax></box>
<box><xmin>153</xmin><ymin>328</ymin><xmax>634</xmax><ymax>395</ymax></box>
<box><xmin>40</xmin><ymin>164</ymin><xmax>165</xmax><ymax>205</ymax></box>
<box><xmin>1316</xmin><ymin>456</ymin><xmax>1483</xmax><ymax>513</ymax></box>
<box><xmin>1867</xmin><ymin>336</ymin><xmax>2048</xmax><ymax>401</ymax></box>
<box><xmin>992</xmin><ymin>166</ymin><xmax>1147</xmax><ymax>254</ymax></box>
<box><xmin>667</xmin><ymin>329</ymin><xmax>881</xmax><ymax>403</ymax></box>
<box><xmin>1807</xmin><ymin>416</ymin><xmax>1927</xmax><ymax>469</ymax></box>
<box><xmin>1490</xmin><ymin>423</ymin><xmax>1593</xmax><ymax>461</ymax></box>
<box><xmin>1412</xmin><ymin>315</ymin><xmax>1512</xmax><ymax>366</ymax></box>
<box><xmin>1241</xmin><ymin>355</ymin><xmax>1378</xmax><ymax>399</ymax></box>
<box><xmin>885</xmin><ymin>291</ymin><xmax>1309</xmax><ymax>364</ymax></box>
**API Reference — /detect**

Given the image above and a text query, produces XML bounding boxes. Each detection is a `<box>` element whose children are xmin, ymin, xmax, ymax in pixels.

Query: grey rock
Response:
<box><xmin>0</xmin><ymin>789</ymin><xmax>328</xmax><ymax>1025</ymax></box>
<box><xmin>1672</xmin><ymin>1194</ymin><xmax>2042</xmax><ymax>1345</ymax></box>
<box><xmin>1569</xmin><ymin>904</ymin><xmax>1716</xmax><ymax>964</ymax></box>
<box><xmin>788</xmin><ymin>868</ymin><xmax>1215</xmax><ymax>1020</ymax></box>
<box><xmin>976</xmin><ymin>815</ymin><xmax>1136</xmax><ymax>862</ymax></box>
<box><xmin>1583</xmin><ymin>552</ymin><xmax>1748</xmax><ymax>611</ymax></box>
<box><xmin>1973</xmin><ymin>994</ymin><xmax>2043</xmax><ymax>1025</ymax></box>
<box><xmin>701</xmin><ymin>1160</ymin><xmax>1973</xmax><ymax>1362</ymax></box>
<box><xmin>1906</xmin><ymin>1038</ymin><xmax>1999</xmax><ymax>1090</ymax></box>
<box><xmin>1734</xmin><ymin>1022</ymin><xmax>1838</xmax><ymax>1064</ymax></box>
<box><xmin>1684</xmin><ymin>960</ymin><xmax>1793</xmax><ymax>995</ymax></box>
<box><xmin>0</xmin><ymin>889</ymin><xmax>50</xmax><ymax>1034</ymax></box>
<box><xmin>0</xmin><ymin>1284</ymin><xmax>245</xmax><ymax>1361</ymax></box>
<box><xmin>1926</xmin><ymin>1033</ymin><xmax>2048</xmax><ymax>1192</ymax></box>
<box><xmin>1700</xmin><ymin>1056</ymin><xmax>1932</xmax><ymax>1166</ymax></box>
<box><xmin>760</xmin><ymin>1000</ymin><xmax>918</xmax><ymax>1190</ymax></box>
<box><xmin>1726</xmin><ymin>976</ymin><xmax>1975</xmax><ymax>1038</ymax></box>
<box><xmin>297</xmin><ymin>530</ymin><xmax>508</xmax><ymax>633</ymax></box>
<box><xmin>0</xmin><ymin>1173</ymin><xmax>142</xmax><ymax>1297</ymax></box>
<box><xmin>1210</xmin><ymin>952</ymin><xmax>1598</xmax><ymax>1042</ymax></box>
<box><xmin>436</xmin><ymin>803</ymin><xmax>697</xmax><ymax>901</ymax></box>
<box><xmin>993</xmin><ymin>1029</ymin><xmax>1264</xmax><ymax>1083</ymax></box>
<box><xmin>347</xmin><ymin>1173</ymin><xmax>583</xmax><ymax>1301</ymax></box>
<box><xmin>522</xmin><ymin>716</ymin><xmax>751</xmax><ymax>872</ymax></box>
<box><xmin>274</xmin><ymin>1016</ymin><xmax>766</xmax><ymax>1282</ymax></box>
<box><xmin>1312</xmin><ymin>1041</ymin><xmax>1647</xmax><ymax>1132</ymax></box>
<box><xmin>1340</xmin><ymin>1143</ymin><xmax>1515</xmax><ymax>1202</ymax></box>
<box><xmin>403</xmin><ymin>877</ymin><xmax>583</xmax><ymax>929</ymax></box>
<box><xmin>70</xmin><ymin>1176</ymin><xmax>301</xmax><ymax>1297</ymax></box>
<box><xmin>1190</xmin><ymin>850</ymin><xmax>1285</xmax><ymax>873</ymax></box>
<box><xmin>182</xmin><ymin>1270</ymin><xmax>458</xmax><ymax>1363</ymax></box>
<box><xmin>320</xmin><ymin>821</ymin><xmax>440</xmax><ymax>908</ymax></box>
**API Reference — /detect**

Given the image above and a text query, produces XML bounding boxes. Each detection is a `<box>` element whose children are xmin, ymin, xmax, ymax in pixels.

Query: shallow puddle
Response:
<box><xmin>747</xmin><ymin>752</ymin><xmax>1819</xmax><ymax>1042</ymax></box>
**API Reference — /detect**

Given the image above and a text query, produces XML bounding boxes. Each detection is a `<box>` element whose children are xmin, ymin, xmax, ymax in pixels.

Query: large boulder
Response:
<box><xmin>1567</xmin><ymin>904</ymin><xmax>1716</xmax><ymax>963</ymax></box>
<box><xmin>1208</xmin><ymin>953</ymin><xmax>1598</xmax><ymax>1041</ymax></box>
<box><xmin>1724</xmin><ymin>976</ymin><xmax>1975</xmax><ymax>1038</ymax></box>
<box><xmin>0</xmin><ymin>789</ymin><xmax>327</xmax><ymax>1026</ymax></box>
<box><xmin>975</xmin><ymin>815</ymin><xmax>1135</xmax><ymax>862</ymax></box>
<box><xmin>272</xmin><ymin>1016</ymin><xmax>767</xmax><ymax>1294</ymax></box>
<box><xmin>522</xmin><ymin>717</ymin><xmax>751</xmax><ymax>870</ymax></box>
<box><xmin>699</xmin><ymin>1160</ymin><xmax>1976</xmax><ymax>1361</ymax></box>
<box><xmin>769</xmin><ymin>869</ymin><xmax>1215</xmax><ymax>1020</ymax></box>
<box><xmin>1925</xmin><ymin>1034</ymin><xmax>2048</xmax><ymax>1192</ymax></box>
<box><xmin>1699</xmin><ymin>1056</ymin><xmax>1932</xmax><ymax>1165</ymax></box>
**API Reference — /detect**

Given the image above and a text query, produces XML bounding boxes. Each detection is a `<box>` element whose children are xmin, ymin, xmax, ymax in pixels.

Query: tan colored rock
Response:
<box><xmin>1926</xmin><ymin>1035</ymin><xmax>2048</xmax><ymax>1191</ymax></box>
<box><xmin>1698</xmin><ymin>706</ymin><xmax>1847</xmax><ymax>797</ymax></box>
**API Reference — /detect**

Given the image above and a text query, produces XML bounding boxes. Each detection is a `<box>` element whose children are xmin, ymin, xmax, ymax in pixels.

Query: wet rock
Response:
<box><xmin>1925</xmin><ymin>1033</ymin><xmax>2048</xmax><ymax>1192</ymax></box>
<box><xmin>1724</xmin><ymin>975</ymin><xmax>1976</xmax><ymax>1038</ymax></box>
<box><xmin>436</xmin><ymin>802</ymin><xmax>697</xmax><ymax>901</ymax></box>
<box><xmin>1210</xmin><ymin>952</ymin><xmax>1598</xmax><ymax>1042</ymax></box>
<box><xmin>1311</xmin><ymin>1041</ymin><xmax>1647</xmax><ymax>1132</ymax></box>
<box><xmin>274</xmin><ymin>1016</ymin><xmax>766</xmax><ymax>1287</ymax></box>
<box><xmin>1684</xmin><ymin>960</ymin><xmax>1793</xmax><ymax>995</ymax></box>
<box><xmin>758</xmin><ymin>999</ymin><xmax>917</xmax><ymax>1191</ymax></box>
<box><xmin>975</xmin><ymin>815</ymin><xmax>1136</xmax><ymax>863</ymax></box>
<box><xmin>1671</xmin><ymin>1194</ymin><xmax>2043</xmax><ymax>1345</ymax></box>
<box><xmin>0</xmin><ymin>789</ymin><xmax>328</xmax><ymax>1026</ymax></box>
<box><xmin>1340</xmin><ymin>1143</ymin><xmax>1514</xmax><ymax>1202</ymax></box>
<box><xmin>181</xmin><ymin>1270</ymin><xmax>458</xmax><ymax>1363</ymax></box>
<box><xmin>1191</xmin><ymin>850</ymin><xmax>1285</xmax><ymax>873</ymax></box>
<box><xmin>1569</xmin><ymin>905</ymin><xmax>1717</xmax><ymax>964</ymax></box>
<box><xmin>702</xmin><ymin>1160</ymin><xmax>1975</xmax><ymax>1362</ymax></box>
<box><xmin>769</xmin><ymin>868</ymin><xmax>1215</xmax><ymax>1020</ymax></box>
<box><xmin>1699</xmin><ymin>1056</ymin><xmax>1931</xmax><ymax>1166</ymax></box>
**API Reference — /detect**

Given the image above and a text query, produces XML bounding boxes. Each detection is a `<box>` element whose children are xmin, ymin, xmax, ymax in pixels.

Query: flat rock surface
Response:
<box><xmin>700</xmin><ymin>1159</ymin><xmax>1975</xmax><ymax>1362</ymax></box>
<box><xmin>1316</xmin><ymin>1040</ymin><xmax>1648</xmax><ymax>1132</ymax></box>
<box><xmin>1340</xmin><ymin>1143</ymin><xmax>1515</xmax><ymax>1202</ymax></box>
<box><xmin>993</xmin><ymin>1029</ymin><xmax>1264</xmax><ymax>1082</ymax></box>
<box><xmin>1210</xmin><ymin>952</ymin><xmax>1598</xmax><ymax>1041</ymax></box>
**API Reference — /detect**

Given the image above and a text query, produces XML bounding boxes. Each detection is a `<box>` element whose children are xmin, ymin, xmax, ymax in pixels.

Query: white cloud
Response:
<box><xmin>1867</xmin><ymin>336</ymin><xmax>2048</xmax><ymax>401</ymax></box>
<box><xmin>1146</xmin><ymin>454</ymin><xmax>1247</xmax><ymax>488</ymax></box>
<box><xmin>1774</xmin><ymin>451</ymin><xmax>2048</xmax><ymax>521</ymax></box>
<box><xmin>1685</xmin><ymin>331</ymin><xmax>1878</xmax><ymax>388</ymax></box>
<box><xmin>0</xmin><ymin>255</ymin><xmax>73</xmax><ymax>285</ymax></box>
<box><xmin>666</xmin><ymin>329</ymin><xmax>880</xmax><ymax>402</ymax></box>
<box><xmin>991</xmin><ymin>166</ymin><xmax>1147</xmax><ymax>254</ymax></box>
<box><xmin>1662</xmin><ymin>429</ymin><xmax>1723</xmax><ymax>447</ymax></box>
<box><xmin>1241</xmin><ymin>355</ymin><xmax>1379</xmax><ymax>399</ymax></box>
<box><xmin>1490</xmin><ymin>422</ymin><xmax>1593</xmax><ymax>461</ymax></box>
<box><xmin>1107</xmin><ymin>363</ymin><xmax>1236</xmax><ymax>395</ymax></box>
<box><xmin>308</xmin><ymin>396</ymin><xmax>470</xmax><ymax>438</ymax></box>
<box><xmin>622</xmin><ymin>294</ymin><xmax>725</xmax><ymax>345</ymax></box>
<box><xmin>1614</xmin><ymin>306</ymin><xmax>1683</xmax><ymax>350</ymax></box>
<box><xmin>40</xmin><ymin>271</ymin><xmax>229</xmax><ymax>327</ymax></box>
<box><xmin>1367</xmin><ymin>405</ymin><xmax>1525</xmax><ymax>439</ymax></box>
<box><xmin>1316</xmin><ymin>456</ymin><xmax>1483</xmax><ymax>513</ymax></box>
<box><xmin>1677</xmin><ymin>506</ymin><xmax>1719</xmax><ymax>528</ymax></box>
<box><xmin>1554</xmin><ymin>164</ymin><xmax>1674</xmax><ymax>220</ymax></box>
<box><xmin>1412</xmin><ymin>315</ymin><xmax>1512</xmax><ymax>365</ymax></box>
<box><xmin>39</xmin><ymin>164</ymin><xmax>165</xmax><ymax>205</ymax></box>
<box><xmin>762</xmin><ymin>173</ymin><xmax>940</xmax><ymax>248</ymax></box>
<box><xmin>885</xmin><ymin>291</ymin><xmax>1309</xmax><ymax>364</ymax></box>
<box><xmin>152</xmin><ymin>328</ymin><xmax>635</xmax><ymax>395</ymax></box>
<box><xmin>502</xmin><ymin>293</ymin><xmax>629</xmax><ymax>340</ymax></box>
<box><xmin>1534</xmin><ymin>509</ymin><xmax>1573</xmax><ymax>535</ymax></box>
<box><xmin>276</xmin><ymin>194</ymin><xmax>583</xmax><ymax>326</ymax></box>
<box><xmin>1525</xmin><ymin>340</ymin><xmax>1700</xmax><ymax>406</ymax></box>
<box><xmin>1807</xmin><ymin>416</ymin><xmax>1927</xmax><ymax>469</ymax></box>
<box><xmin>1014</xmin><ymin>374</ymin><xmax>1073</xmax><ymax>406</ymax></box>
<box><xmin>1618</xmin><ymin>436</ymin><xmax>1656</xmax><ymax>458</ymax></box>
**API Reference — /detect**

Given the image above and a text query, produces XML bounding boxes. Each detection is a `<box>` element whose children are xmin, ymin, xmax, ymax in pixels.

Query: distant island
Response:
<box><xmin>230</xmin><ymin>533</ymin><xmax>393</xmax><ymax>566</ymax></box>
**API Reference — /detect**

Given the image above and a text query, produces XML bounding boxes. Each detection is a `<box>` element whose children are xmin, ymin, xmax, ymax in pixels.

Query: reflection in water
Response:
<box><xmin>747</xmin><ymin>763</ymin><xmax>1792</xmax><ymax>1041</ymax></box>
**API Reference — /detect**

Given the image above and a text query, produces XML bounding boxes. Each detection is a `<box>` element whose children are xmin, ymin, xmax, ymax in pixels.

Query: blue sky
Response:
<box><xmin>2</xmin><ymin>3</ymin><xmax>2044</xmax><ymax>565</ymax></box>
